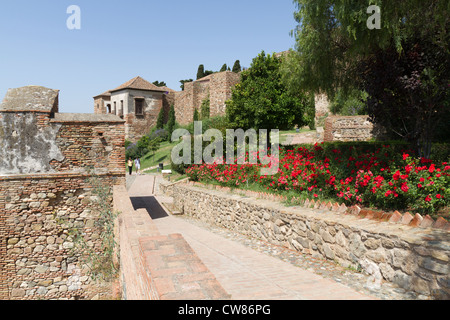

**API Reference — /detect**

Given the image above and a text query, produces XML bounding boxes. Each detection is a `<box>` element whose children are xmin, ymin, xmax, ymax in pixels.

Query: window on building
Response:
<box><xmin>135</xmin><ymin>98</ymin><xmax>144</xmax><ymax>116</ymax></box>
<box><xmin>107</xmin><ymin>104</ymin><xmax>111</xmax><ymax>113</ymax></box>
<box><xmin>120</xmin><ymin>100</ymin><xmax>124</xmax><ymax>117</ymax></box>
<box><xmin>113</xmin><ymin>102</ymin><xmax>117</xmax><ymax>114</ymax></box>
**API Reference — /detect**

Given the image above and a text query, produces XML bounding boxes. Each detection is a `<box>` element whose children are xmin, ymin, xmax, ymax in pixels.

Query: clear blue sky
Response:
<box><xmin>0</xmin><ymin>0</ymin><xmax>299</xmax><ymax>113</ymax></box>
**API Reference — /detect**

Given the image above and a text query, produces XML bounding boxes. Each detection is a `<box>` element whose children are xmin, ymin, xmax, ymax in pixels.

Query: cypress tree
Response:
<box><xmin>167</xmin><ymin>104</ymin><xmax>176</xmax><ymax>135</ymax></box>
<box><xmin>232</xmin><ymin>60</ymin><xmax>241</xmax><ymax>73</ymax></box>
<box><xmin>193</xmin><ymin>108</ymin><xmax>199</xmax><ymax>122</ymax></box>
<box><xmin>220</xmin><ymin>64</ymin><xmax>227</xmax><ymax>72</ymax></box>
<box><xmin>156</xmin><ymin>106</ymin><xmax>165</xmax><ymax>129</ymax></box>
<box><xmin>197</xmin><ymin>64</ymin><xmax>205</xmax><ymax>80</ymax></box>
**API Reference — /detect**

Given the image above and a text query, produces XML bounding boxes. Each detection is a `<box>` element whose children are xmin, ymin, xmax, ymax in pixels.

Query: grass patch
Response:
<box><xmin>140</xmin><ymin>140</ymin><xmax>178</xmax><ymax>171</ymax></box>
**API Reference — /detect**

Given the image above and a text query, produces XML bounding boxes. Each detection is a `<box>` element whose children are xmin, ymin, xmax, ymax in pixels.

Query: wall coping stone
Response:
<box><xmin>51</xmin><ymin>113</ymin><xmax>124</xmax><ymax>123</ymax></box>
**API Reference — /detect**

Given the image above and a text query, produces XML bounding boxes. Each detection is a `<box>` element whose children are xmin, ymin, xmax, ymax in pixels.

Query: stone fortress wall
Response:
<box><xmin>174</xmin><ymin>71</ymin><xmax>241</xmax><ymax>125</ymax></box>
<box><xmin>0</xmin><ymin>86</ymin><xmax>125</xmax><ymax>300</ymax></box>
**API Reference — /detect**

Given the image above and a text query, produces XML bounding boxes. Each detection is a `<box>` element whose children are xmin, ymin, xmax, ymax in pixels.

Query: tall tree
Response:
<box><xmin>197</xmin><ymin>65</ymin><xmax>205</xmax><ymax>80</ymax></box>
<box><xmin>156</xmin><ymin>106</ymin><xmax>165</xmax><ymax>129</ymax></box>
<box><xmin>167</xmin><ymin>104</ymin><xmax>176</xmax><ymax>136</ymax></box>
<box><xmin>193</xmin><ymin>108</ymin><xmax>199</xmax><ymax>122</ymax></box>
<box><xmin>232</xmin><ymin>60</ymin><xmax>241</xmax><ymax>73</ymax></box>
<box><xmin>226</xmin><ymin>51</ymin><xmax>308</xmax><ymax>133</ymax></box>
<box><xmin>220</xmin><ymin>64</ymin><xmax>228</xmax><ymax>72</ymax></box>
<box><xmin>200</xmin><ymin>95</ymin><xmax>210</xmax><ymax>120</ymax></box>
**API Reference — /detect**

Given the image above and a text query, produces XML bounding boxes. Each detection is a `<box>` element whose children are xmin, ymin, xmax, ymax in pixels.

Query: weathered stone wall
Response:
<box><xmin>0</xmin><ymin>86</ymin><xmax>126</xmax><ymax>300</ymax></box>
<box><xmin>174</xmin><ymin>71</ymin><xmax>240</xmax><ymax>125</ymax></box>
<box><xmin>324</xmin><ymin>115</ymin><xmax>386</xmax><ymax>142</ymax></box>
<box><xmin>209</xmin><ymin>72</ymin><xmax>240</xmax><ymax>118</ymax></box>
<box><xmin>0</xmin><ymin>173</ymin><xmax>124</xmax><ymax>300</ymax></box>
<box><xmin>172</xmin><ymin>183</ymin><xmax>449</xmax><ymax>298</ymax></box>
<box><xmin>49</xmin><ymin>114</ymin><xmax>125</xmax><ymax>174</ymax></box>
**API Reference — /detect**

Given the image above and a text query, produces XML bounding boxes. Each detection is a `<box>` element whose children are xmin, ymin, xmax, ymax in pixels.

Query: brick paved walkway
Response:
<box><xmin>127</xmin><ymin>174</ymin><xmax>375</xmax><ymax>300</ymax></box>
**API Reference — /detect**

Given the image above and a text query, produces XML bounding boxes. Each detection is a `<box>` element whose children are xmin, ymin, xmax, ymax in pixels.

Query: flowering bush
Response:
<box><xmin>186</xmin><ymin>143</ymin><xmax>449</xmax><ymax>218</ymax></box>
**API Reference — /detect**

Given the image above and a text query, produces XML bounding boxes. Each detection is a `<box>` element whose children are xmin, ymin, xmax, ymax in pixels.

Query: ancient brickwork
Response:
<box><xmin>172</xmin><ymin>183</ymin><xmax>450</xmax><ymax>298</ymax></box>
<box><xmin>174</xmin><ymin>71</ymin><xmax>240</xmax><ymax>125</ymax></box>
<box><xmin>0</xmin><ymin>173</ymin><xmax>124</xmax><ymax>300</ymax></box>
<box><xmin>50</xmin><ymin>114</ymin><xmax>125</xmax><ymax>174</ymax></box>
<box><xmin>324</xmin><ymin>115</ymin><xmax>386</xmax><ymax>142</ymax></box>
<box><xmin>0</xmin><ymin>86</ymin><xmax>126</xmax><ymax>300</ymax></box>
<box><xmin>209</xmin><ymin>72</ymin><xmax>241</xmax><ymax>118</ymax></box>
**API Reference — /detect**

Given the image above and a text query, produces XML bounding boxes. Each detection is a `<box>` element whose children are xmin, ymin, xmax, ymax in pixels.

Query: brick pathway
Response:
<box><xmin>127</xmin><ymin>175</ymin><xmax>375</xmax><ymax>300</ymax></box>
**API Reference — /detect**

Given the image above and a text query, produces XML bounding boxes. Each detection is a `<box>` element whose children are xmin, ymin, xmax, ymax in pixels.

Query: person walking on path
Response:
<box><xmin>127</xmin><ymin>158</ymin><xmax>134</xmax><ymax>175</ymax></box>
<box><xmin>135</xmin><ymin>158</ymin><xmax>141</xmax><ymax>175</ymax></box>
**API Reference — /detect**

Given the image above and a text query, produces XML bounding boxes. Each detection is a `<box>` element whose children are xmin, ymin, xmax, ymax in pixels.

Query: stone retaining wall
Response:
<box><xmin>172</xmin><ymin>183</ymin><xmax>450</xmax><ymax>299</ymax></box>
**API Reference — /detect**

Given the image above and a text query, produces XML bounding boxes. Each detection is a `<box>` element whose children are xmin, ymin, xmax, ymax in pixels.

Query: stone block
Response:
<box><xmin>388</xmin><ymin>211</ymin><xmax>402</xmax><ymax>223</ymax></box>
<box><xmin>409</xmin><ymin>213</ymin><xmax>423</xmax><ymax>227</ymax></box>
<box><xmin>433</xmin><ymin>217</ymin><xmax>449</xmax><ymax>231</ymax></box>
<box><xmin>400</xmin><ymin>212</ymin><xmax>414</xmax><ymax>225</ymax></box>
<box><xmin>420</xmin><ymin>215</ymin><xmax>435</xmax><ymax>228</ymax></box>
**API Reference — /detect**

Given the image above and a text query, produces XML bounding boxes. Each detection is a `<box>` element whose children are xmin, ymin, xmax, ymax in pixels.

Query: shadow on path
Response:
<box><xmin>130</xmin><ymin>196</ymin><xmax>168</xmax><ymax>220</ymax></box>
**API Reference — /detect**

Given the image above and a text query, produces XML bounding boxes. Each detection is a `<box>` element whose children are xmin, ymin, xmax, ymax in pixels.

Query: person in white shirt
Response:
<box><xmin>134</xmin><ymin>158</ymin><xmax>141</xmax><ymax>175</ymax></box>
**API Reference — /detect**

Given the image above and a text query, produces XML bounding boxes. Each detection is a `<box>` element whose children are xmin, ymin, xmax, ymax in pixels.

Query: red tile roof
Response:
<box><xmin>110</xmin><ymin>76</ymin><xmax>168</xmax><ymax>93</ymax></box>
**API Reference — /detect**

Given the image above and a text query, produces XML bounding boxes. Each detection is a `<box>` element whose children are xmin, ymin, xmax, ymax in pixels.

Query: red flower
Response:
<box><xmin>425</xmin><ymin>195</ymin><xmax>432</xmax><ymax>202</ymax></box>
<box><xmin>393</xmin><ymin>170</ymin><xmax>401</xmax><ymax>181</ymax></box>
<box><xmin>403</xmin><ymin>153</ymin><xmax>409</xmax><ymax>160</ymax></box>
<box><xmin>401</xmin><ymin>182</ymin><xmax>409</xmax><ymax>193</ymax></box>
<box><xmin>436</xmin><ymin>194</ymin><xmax>442</xmax><ymax>199</ymax></box>
<box><xmin>429</xmin><ymin>164</ymin><xmax>435</xmax><ymax>173</ymax></box>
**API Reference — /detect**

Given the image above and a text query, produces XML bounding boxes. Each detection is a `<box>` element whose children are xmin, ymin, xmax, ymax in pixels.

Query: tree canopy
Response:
<box><xmin>226</xmin><ymin>51</ymin><xmax>309</xmax><ymax>132</ymax></box>
<box><xmin>283</xmin><ymin>0</ymin><xmax>449</xmax><ymax>156</ymax></box>
<box><xmin>284</xmin><ymin>0</ymin><xmax>449</xmax><ymax>97</ymax></box>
